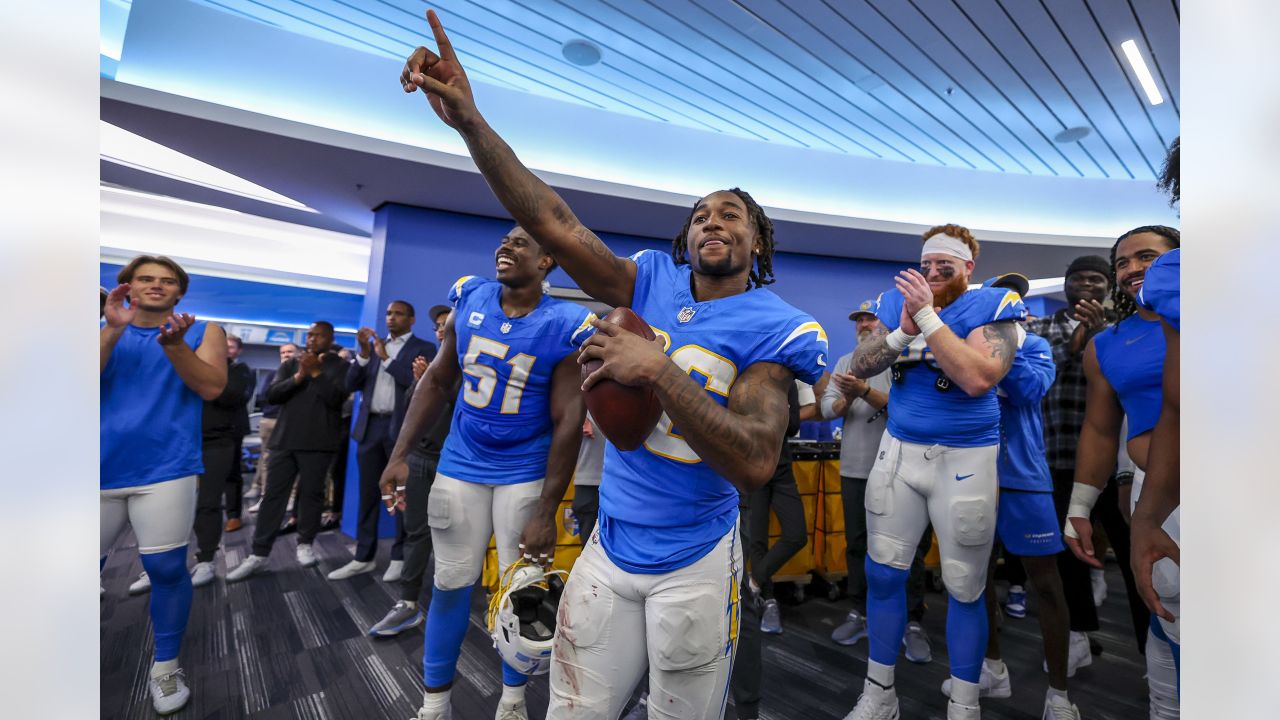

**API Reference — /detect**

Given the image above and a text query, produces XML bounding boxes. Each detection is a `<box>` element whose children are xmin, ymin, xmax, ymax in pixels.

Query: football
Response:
<box><xmin>581</xmin><ymin>307</ymin><xmax>664</xmax><ymax>451</ymax></box>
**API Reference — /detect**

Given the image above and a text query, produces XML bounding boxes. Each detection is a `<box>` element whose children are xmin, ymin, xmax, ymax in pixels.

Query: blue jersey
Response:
<box><xmin>997</xmin><ymin>332</ymin><xmax>1055</xmax><ymax>492</ymax></box>
<box><xmin>101</xmin><ymin>321</ymin><xmax>208</xmax><ymax>490</ymax></box>
<box><xmin>1093</xmin><ymin>314</ymin><xmax>1165</xmax><ymax>439</ymax></box>
<box><xmin>875</xmin><ymin>286</ymin><xmax>1026</xmax><ymax>447</ymax></box>
<box><xmin>436</xmin><ymin>277</ymin><xmax>595</xmax><ymax>484</ymax></box>
<box><xmin>1137</xmin><ymin>248</ymin><xmax>1180</xmax><ymax>332</ymax></box>
<box><xmin>599</xmin><ymin>250</ymin><xmax>828</xmax><ymax>574</ymax></box>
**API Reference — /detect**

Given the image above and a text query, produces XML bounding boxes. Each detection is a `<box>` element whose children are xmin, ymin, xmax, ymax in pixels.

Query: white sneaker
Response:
<box><xmin>414</xmin><ymin>698</ymin><xmax>453</xmax><ymax>720</ymax></box>
<box><xmin>328</xmin><ymin>559</ymin><xmax>375</xmax><ymax>580</ymax></box>
<box><xmin>384</xmin><ymin>560</ymin><xmax>405</xmax><ymax>583</ymax></box>
<box><xmin>149</xmin><ymin>668</ymin><xmax>191</xmax><ymax>715</ymax></box>
<box><xmin>228</xmin><ymin>554</ymin><xmax>270</xmax><ymax>582</ymax></box>
<box><xmin>1044</xmin><ymin>630</ymin><xmax>1093</xmax><ymax>677</ymax></box>
<box><xmin>947</xmin><ymin>699</ymin><xmax>981</xmax><ymax>720</ymax></box>
<box><xmin>128</xmin><ymin>571</ymin><xmax>152</xmax><ymax>595</ymax></box>
<box><xmin>841</xmin><ymin>680</ymin><xmax>899</xmax><ymax>720</ymax></box>
<box><xmin>1091</xmin><ymin>567</ymin><xmax>1107</xmax><ymax>606</ymax></box>
<box><xmin>1042</xmin><ymin>693</ymin><xmax>1082</xmax><ymax>720</ymax></box>
<box><xmin>296</xmin><ymin>543</ymin><xmax>318</xmax><ymax>567</ymax></box>
<box><xmin>248</xmin><ymin>498</ymin><xmax>263</xmax><ymax>514</ymax></box>
<box><xmin>940</xmin><ymin>661</ymin><xmax>1012</xmax><ymax>699</ymax></box>
<box><xmin>495</xmin><ymin>697</ymin><xmax>528</xmax><ymax>720</ymax></box>
<box><xmin>190</xmin><ymin>562</ymin><xmax>216</xmax><ymax>588</ymax></box>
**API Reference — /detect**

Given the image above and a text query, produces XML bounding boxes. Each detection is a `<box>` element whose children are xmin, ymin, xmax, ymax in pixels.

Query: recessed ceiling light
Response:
<box><xmin>562</xmin><ymin>39</ymin><xmax>601</xmax><ymax>67</ymax></box>
<box><xmin>1053</xmin><ymin>126</ymin><xmax>1092</xmax><ymax>143</ymax></box>
<box><xmin>1120</xmin><ymin>39</ymin><xmax>1164</xmax><ymax>106</ymax></box>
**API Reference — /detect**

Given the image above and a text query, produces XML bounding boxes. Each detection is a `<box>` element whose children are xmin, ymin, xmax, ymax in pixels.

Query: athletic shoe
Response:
<box><xmin>940</xmin><ymin>662</ymin><xmax>1012</xmax><ymax>699</ymax></box>
<box><xmin>149</xmin><ymin>668</ymin><xmax>191</xmax><ymax>715</ymax></box>
<box><xmin>761</xmin><ymin>599</ymin><xmax>783</xmax><ymax>634</ymax></box>
<box><xmin>368</xmin><ymin>601</ymin><xmax>424</xmax><ymax>637</ymax></box>
<box><xmin>383</xmin><ymin>560</ymin><xmax>405</xmax><ymax>583</ymax></box>
<box><xmin>1004</xmin><ymin>584</ymin><xmax>1027</xmax><ymax>619</ymax></box>
<box><xmin>228</xmin><ymin>554</ymin><xmax>270</xmax><ymax>582</ymax></box>
<box><xmin>841</xmin><ymin>680</ymin><xmax>899</xmax><ymax>720</ymax></box>
<box><xmin>1042</xmin><ymin>693</ymin><xmax>1082</xmax><ymax>720</ymax></box>
<box><xmin>190</xmin><ymin>562</ymin><xmax>216</xmax><ymax>588</ymax></box>
<box><xmin>621</xmin><ymin>693</ymin><xmax>648</xmax><ymax>720</ymax></box>
<box><xmin>946</xmin><ymin>699</ymin><xmax>981</xmax><ymax>720</ymax></box>
<box><xmin>415</xmin><ymin>704</ymin><xmax>453</xmax><ymax>720</ymax></box>
<box><xmin>243</xmin><ymin>485</ymin><xmax>260</xmax><ymax>501</ymax></box>
<box><xmin>224</xmin><ymin>517</ymin><xmax>243</xmax><ymax>532</ymax></box>
<box><xmin>128</xmin><ymin>571</ymin><xmax>151</xmax><ymax>595</ymax></box>
<box><xmin>902</xmin><ymin>621</ymin><xmax>932</xmax><ymax>664</ymax></box>
<box><xmin>327</xmin><ymin>559</ymin><xmax>375</xmax><ymax>580</ymax></box>
<box><xmin>1091</xmin><ymin>568</ymin><xmax>1107</xmax><ymax>607</ymax></box>
<box><xmin>495</xmin><ymin>697</ymin><xmax>528</xmax><ymax>720</ymax></box>
<box><xmin>832</xmin><ymin>610</ymin><xmax>869</xmax><ymax>646</ymax></box>
<box><xmin>296</xmin><ymin>543</ymin><xmax>317</xmax><ymax>567</ymax></box>
<box><xmin>1044</xmin><ymin>630</ymin><xmax>1093</xmax><ymax>677</ymax></box>
<box><xmin>248</xmin><ymin>499</ymin><xmax>262</xmax><ymax>514</ymax></box>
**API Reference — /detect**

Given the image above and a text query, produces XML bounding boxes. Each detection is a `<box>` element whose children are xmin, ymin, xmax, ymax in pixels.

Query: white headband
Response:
<box><xmin>921</xmin><ymin>234</ymin><xmax>973</xmax><ymax>262</ymax></box>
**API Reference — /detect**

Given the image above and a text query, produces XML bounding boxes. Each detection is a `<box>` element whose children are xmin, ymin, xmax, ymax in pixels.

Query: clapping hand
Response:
<box><xmin>103</xmin><ymin>284</ymin><xmax>136</xmax><ymax>329</ymax></box>
<box><xmin>157</xmin><ymin>313</ymin><xmax>197</xmax><ymax>347</ymax></box>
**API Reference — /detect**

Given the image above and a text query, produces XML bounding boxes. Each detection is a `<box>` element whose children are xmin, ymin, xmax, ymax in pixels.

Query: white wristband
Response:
<box><xmin>1063</xmin><ymin>483</ymin><xmax>1102</xmax><ymax>539</ymax></box>
<box><xmin>886</xmin><ymin>328</ymin><xmax>917</xmax><ymax>351</ymax></box>
<box><xmin>913</xmin><ymin>307</ymin><xmax>945</xmax><ymax>338</ymax></box>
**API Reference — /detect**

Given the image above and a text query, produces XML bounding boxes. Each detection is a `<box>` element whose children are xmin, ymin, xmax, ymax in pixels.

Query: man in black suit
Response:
<box><xmin>328</xmin><ymin>300</ymin><xmax>436</xmax><ymax>582</ymax></box>
<box><xmin>228</xmin><ymin>321</ymin><xmax>349</xmax><ymax>581</ymax></box>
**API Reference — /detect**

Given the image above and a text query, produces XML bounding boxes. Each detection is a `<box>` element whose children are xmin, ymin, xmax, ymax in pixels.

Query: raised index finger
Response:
<box><xmin>426</xmin><ymin>9</ymin><xmax>457</xmax><ymax>63</ymax></box>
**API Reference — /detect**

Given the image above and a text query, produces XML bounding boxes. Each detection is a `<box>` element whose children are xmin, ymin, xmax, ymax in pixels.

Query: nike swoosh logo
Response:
<box><xmin>1125</xmin><ymin>333</ymin><xmax>1149</xmax><ymax>345</ymax></box>
<box><xmin>955</xmin><ymin>473</ymin><xmax>974</xmax><ymax>481</ymax></box>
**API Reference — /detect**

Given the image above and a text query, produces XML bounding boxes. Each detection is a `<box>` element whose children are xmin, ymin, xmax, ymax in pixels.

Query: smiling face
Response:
<box><xmin>495</xmin><ymin>226</ymin><xmax>553</xmax><ymax>288</ymax></box>
<box><xmin>1113</xmin><ymin>231</ymin><xmax>1175</xmax><ymax>300</ymax></box>
<box><xmin>685</xmin><ymin>191</ymin><xmax>759</xmax><ymax>280</ymax></box>
<box><xmin>919</xmin><ymin>252</ymin><xmax>974</xmax><ymax>309</ymax></box>
<box><xmin>128</xmin><ymin>262</ymin><xmax>183</xmax><ymax>313</ymax></box>
<box><xmin>1064</xmin><ymin>270</ymin><xmax>1110</xmax><ymax>308</ymax></box>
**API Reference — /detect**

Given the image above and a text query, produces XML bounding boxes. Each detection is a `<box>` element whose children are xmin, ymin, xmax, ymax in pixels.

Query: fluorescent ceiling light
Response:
<box><xmin>100</xmin><ymin>120</ymin><xmax>315</xmax><ymax>211</ymax></box>
<box><xmin>1120</xmin><ymin>40</ymin><xmax>1164</xmax><ymax>106</ymax></box>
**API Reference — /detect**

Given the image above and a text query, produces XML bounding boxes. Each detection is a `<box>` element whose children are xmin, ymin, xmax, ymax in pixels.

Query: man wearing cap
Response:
<box><xmin>1026</xmin><ymin>257</ymin><xmax>1151</xmax><ymax>660</ymax></box>
<box><xmin>822</xmin><ymin>300</ymin><xmax>933</xmax><ymax>663</ymax></box>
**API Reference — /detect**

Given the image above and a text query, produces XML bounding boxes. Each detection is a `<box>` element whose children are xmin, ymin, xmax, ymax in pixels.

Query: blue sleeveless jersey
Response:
<box><xmin>101</xmin><ymin>321</ymin><xmax>208</xmax><ymax>490</ymax></box>
<box><xmin>1137</xmin><ymin>248</ymin><xmax>1180</xmax><ymax>332</ymax></box>
<box><xmin>875</xmin><ymin>286</ymin><xmax>1026</xmax><ymax>447</ymax></box>
<box><xmin>436</xmin><ymin>276</ymin><xmax>595</xmax><ymax>484</ymax></box>
<box><xmin>1094</xmin><ymin>314</ymin><xmax>1165</xmax><ymax>439</ymax></box>
<box><xmin>997</xmin><ymin>332</ymin><xmax>1055</xmax><ymax>492</ymax></box>
<box><xmin>599</xmin><ymin>250</ymin><xmax>828</xmax><ymax>574</ymax></box>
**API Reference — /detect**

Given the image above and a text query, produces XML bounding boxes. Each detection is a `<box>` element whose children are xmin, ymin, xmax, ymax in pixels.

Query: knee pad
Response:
<box><xmin>867</xmin><ymin>531</ymin><xmax>914</xmax><ymax>569</ymax></box>
<box><xmin>941</xmin><ymin>559</ymin><xmax>986</xmax><ymax>602</ymax></box>
<box><xmin>140</xmin><ymin>545</ymin><xmax>189</xmax><ymax>585</ymax></box>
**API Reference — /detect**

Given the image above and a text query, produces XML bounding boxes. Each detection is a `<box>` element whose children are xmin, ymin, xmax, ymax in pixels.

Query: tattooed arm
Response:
<box><xmin>851</xmin><ymin>323</ymin><xmax>902</xmax><ymax>379</ymax></box>
<box><xmin>923</xmin><ymin>320</ymin><xmax>1018</xmax><ymax>397</ymax></box>
<box><xmin>400</xmin><ymin>11</ymin><xmax>636</xmax><ymax>307</ymax></box>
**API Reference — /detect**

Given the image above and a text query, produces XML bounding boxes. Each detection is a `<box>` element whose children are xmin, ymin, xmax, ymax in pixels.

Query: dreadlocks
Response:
<box><xmin>1109</xmin><ymin>225</ymin><xmax>1180</xmax><ymax>326</ymax></box>
<box><xmin>671</xmin><ymin>187</ymin><xmax>776</xmax><ymax>289</ymax></box>
<box><xmin>1157</xmin><ymin>137</ymin><xmax>1179</xmax><ymax>207</ymax></box>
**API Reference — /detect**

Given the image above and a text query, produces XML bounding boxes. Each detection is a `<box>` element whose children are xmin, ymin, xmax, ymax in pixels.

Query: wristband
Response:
<box><xmin>913</xmin><ymin>307</ymin><xmax>946</xmax><ymax>338</ymax></box>
<box><xmin>1114</xmin><ymin>471</ymin><xmax>1134</xmax><ymax>487</ymax></box>
<box><xmin>886</xmin><ymin>328</ymin><xmax>917</xmax><ymax>351</ymax></box>
<box><xmin>1062</xmin><ymin>482</ymin><xmax>1101</xmax><ymax>539</ymax></box>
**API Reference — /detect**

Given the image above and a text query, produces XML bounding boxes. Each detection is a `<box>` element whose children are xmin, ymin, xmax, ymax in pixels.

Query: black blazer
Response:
<box><xmin>266</xmin><ymin>352</ymin><xmax>350</xmax><ymax>452</ymax></box>
<box><xmin>346</xmin><ymin>334</ymin><xmax>437</xmax><ymax>443</ymax></box>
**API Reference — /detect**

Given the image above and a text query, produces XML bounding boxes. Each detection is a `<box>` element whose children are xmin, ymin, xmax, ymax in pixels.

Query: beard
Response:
<box><xmin>931</xmin><ymin>274</ymin><xmax>969</xmax><ymax>309</ymax></box>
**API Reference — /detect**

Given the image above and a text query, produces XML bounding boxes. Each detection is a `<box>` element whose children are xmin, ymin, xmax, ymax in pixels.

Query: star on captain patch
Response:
<box><xmin>677</xmin><ymin>306</ymin><xmax>697</xmax><ymax>323</ymax></box>
<box><xmin>500</xmin><ymin>322</ymin><xmax>513</xmax><ymax>334</ymax></box>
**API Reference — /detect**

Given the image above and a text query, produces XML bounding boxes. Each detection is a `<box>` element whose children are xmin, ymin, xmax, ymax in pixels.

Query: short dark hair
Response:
<box><xmin>117</xmin><ymin>255</ymin><xmax>190</xmax><ymax>295</ymax></box>
<box><xmin>389</xmin><ymin>300</ymin><xmax>416</xmax><ymax>317</ymax></box>
<box><xmin>311</xmin><ymin>320</ymin><xmax>335</xmax><ymax>335</ymax></box>
<box><xmin>429</xmin><ymin>304</ymin><xmax>452</xmax><ymax>322</ymax></box>
<box><xmin>227</xmin><ymin>335</ymin><xmax>243</xmax><ymax>349</ymax></box>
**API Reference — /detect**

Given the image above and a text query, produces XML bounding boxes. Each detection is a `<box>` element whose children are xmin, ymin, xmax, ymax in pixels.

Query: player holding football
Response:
<box><xmin>399</xmin><ymin>12</ymin><xmax>829</xmax><ymax>719</ymax></box>
<box><xmin>379</xmin><ymin>226</ymin><xmax>593</xmax><ymax>720</ymax></box>
<box><xmin>843</xmin><ymin>224</ymin><xmax>1024</xmax><ymax>720</ymax></box>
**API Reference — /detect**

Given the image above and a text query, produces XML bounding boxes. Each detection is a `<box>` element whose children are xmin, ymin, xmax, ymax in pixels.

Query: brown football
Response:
<box><xmin>581</xmin><ymin>307</ymin><xmax>664</xmax><ymax>451</ymax></box>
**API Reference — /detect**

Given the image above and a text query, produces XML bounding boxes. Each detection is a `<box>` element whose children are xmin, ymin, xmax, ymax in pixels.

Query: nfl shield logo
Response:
<box><xmin>677</xmin><ymin>306</ymin><xmax>696</xmax><ymax>323</ymax></box>
<box><xmin>500</xmin><ymin>322</ymin><xmax>513</xmax><ymax>334</ymax></box>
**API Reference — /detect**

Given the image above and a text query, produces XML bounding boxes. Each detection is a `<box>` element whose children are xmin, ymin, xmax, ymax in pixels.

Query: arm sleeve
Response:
<box><xmin>266</xmin><ymin>361</ymin><xmax>301</xmax><ymax>404</ymax></box>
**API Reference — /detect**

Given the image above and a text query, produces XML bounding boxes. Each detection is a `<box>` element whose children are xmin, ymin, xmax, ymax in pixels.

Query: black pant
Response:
<box><xmin>730</xmin><ymin>495</ymin><xmax>763</xmax><ymax>719</ymax></box>
<box><xmin>354</xmin><ymin>415</ymin><xmax>407</xmax><ymax>562</ymax></box>
<box><xmin>222</xmin><ymin>437</ymin><xmax>245</xmax><ymax>519</ymax></box>
<box><xmin>398</xmin><ymin>452</ymin><xmax>438</xmax><ymax>602</ymax></box>
<box><xmin>572</xmin><ymin>484</ymin><xmax>600</xmax><ymax>546</ymax></box>
<box><xmin>329</xmin><ymin>426</ymin><xmax>349</xmax><ymax>513</ymax></box>
<box><xmin>842</xmin><ymin>476</ymin><xmax>930</xmax><ymax>621</ymax></box>
<box><xmin>252</xmin><ymin>449</ymin><xmax>334</xmax><ymax>556</ymax></box>
<box><xmin>1051</xmin><ymin>468</ymin><xmax>1149</xmax><ymax>651</ymax></box>
<box><xmin>747</xmin><ymin>463</ymin><xmax>807</xmax><ymax>600</ymax></box>
<box><xmin>194</xmin><ymin>438</ymin><xmax>238</xmax><ymax>563</ymax></box>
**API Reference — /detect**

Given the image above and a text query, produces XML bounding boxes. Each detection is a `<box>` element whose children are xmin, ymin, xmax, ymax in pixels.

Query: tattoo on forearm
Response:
<box><xmin>852</xmin><ymin>335</ymin><xmax>900</xmax><ymax>378</ymax></box>
<box><xmin>983</xmin><ymin>322</ymin><xmax>1018</xmax><ymax>374</ymax></box>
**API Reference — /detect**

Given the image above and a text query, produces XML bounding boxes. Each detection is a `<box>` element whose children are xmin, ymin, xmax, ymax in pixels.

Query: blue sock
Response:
<box><xmin>946</xmin><ymin>592</ymin><xmax>988</xmax><ymax>683</ymax></box>
<box><xmin>139</xmin><ymin>546</ymin><xmax>192</xmax><ymax>662</ymax></box>
<box><xmin>865</xmin><ymin>557</ymin><xmax>909</xmax><ymax>667</ymax></box>
<box><xmin>422</xmin><ymin>585</ymin><xmax>474</xmax><ymax>688</ymax></box>
<box><xmin>501</xmin><ymin>661</ymin><xmax>529</xmax><ymax>688</ymax></box>
<box><xmin>1149</xmin><ymin>615</ymin><xmax>1180</xmax><ymax>695</ymax></box>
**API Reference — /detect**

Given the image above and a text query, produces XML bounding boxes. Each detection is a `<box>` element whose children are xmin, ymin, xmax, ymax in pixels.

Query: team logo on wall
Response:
<box><xmin>676</xmin><ymin>306</ymin><xmax>697</xmax><ymax>323</ymax></box>
<box><xmin>468</xmin><ymin>311</ymin><xmax>485</xmax><ymax>328</ymax></box>
<box><xmin>500</xmin><ymin>322</ymin><xmax>513</xmax><ymax>334</ymax></box>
